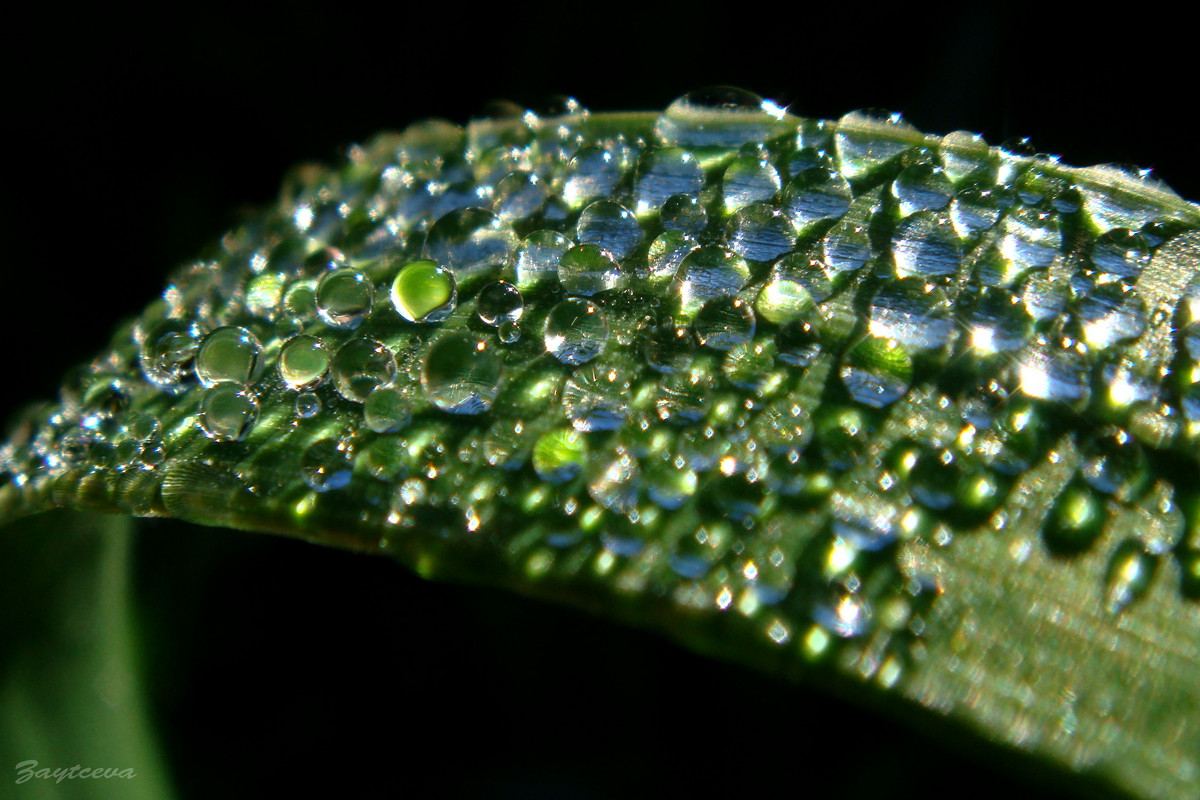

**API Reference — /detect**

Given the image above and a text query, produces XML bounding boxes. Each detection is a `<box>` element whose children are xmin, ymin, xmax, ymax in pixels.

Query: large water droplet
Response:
<box><xmin>197</xmin><ymin>384</ymin><xmax>259</xmax><ymax>442</ymax></box>
<box><xmin>660</xmin><ymin>193</ymin><xmax>708</xmax><ymax>233</ymax></box>
<box><xmin>421</xmin><ymin>334</ymin><xmax>504</xmax><ymax>415</ymax></box>
<box><xmin>332</xmin><ymin>338</ymin><xmax>398</xmax><ymax>402</ymax></box>
<box><xmin>391</xmin><ymin>259</ymin><xmax>458</xmax><ymax>323</ymax></box>
<box><xmin>655</xmin><ymin>87</ymin><xmax>781</xmax><ymax>154</ymax></box>
<box><xmin>316</xmin><ymin>267</ymin><xmax>374</xmax><ymax>328</ymax></box>
<box><xmin>999</xmin><ymin>207</ymin><xmax>1062</xmax><ymax>272</ymax></box>
<box><xmin>966</xmin><ymin>289</ymin><xmax>1032</xmax><ymax>354</ymax></box>
<box><xmin>544</xmin><ymin>297</ymin><xmax>609</xmax><ymax>365</ymax></box>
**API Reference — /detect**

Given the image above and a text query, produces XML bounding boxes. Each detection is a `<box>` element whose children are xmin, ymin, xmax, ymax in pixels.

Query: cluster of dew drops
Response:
<box><xmin>6</xmin><ymin>87</ymin><xmax>1200</xmax><ymax>673</ymax></box>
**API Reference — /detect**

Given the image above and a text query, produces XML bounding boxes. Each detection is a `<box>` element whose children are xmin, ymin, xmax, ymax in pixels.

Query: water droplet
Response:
<box><xmin>813</xmin><ymin>589</ymin><xmax>872</xmax><ymax>638</ymax></box>
<box><xmin>475</xmin><ymin>280</ymin><xmax>524</xmax><ymax>327</ymax></box>
<box><xmin>939</xmin><ymin>130</ymin><xmax>993</xmax><ymax>183</ymax></box>
<box><xmin>197</xmin><ymin>384</ymin><xmax>259</xmax><ymax>442</ymax></box>
<box><xmin>279</xmin><ymin>334</ymin><xmax>332</xmax><ymax>390</ymax></box>
<box><xmin>562</xmin><ymin>364</ymin><xmax>631</xmax><ymax>432</ymax></box>
<box><xmin>949</xmin><ymin>184</ymin><xmax>1002</xmax><ymax>239</ymax></box>
<box><xmin>391</xmin><ymin>259</ymin><xmax>458</xmax><ymax>323</ymax></box>
<box><xmin>301</xmin><ymin>438</ymin><xmax>354</xmax><ymax>492</ymax></box>
<box><xmin>721</xmin><ymin>153</ymin><xmax>782</xmax><ymax>213</ymax></box>
<box><xmin>139</xmin><ymin>321</ymin><xmax>199</xmax><ymax>391</ymax></box>
<box><xmin>727</xmin><ymin>203</ymin><xmax>797</xmax><ymax>262</ymax></box>
<box><xmin>498</xmin><ymin>320</ymin><xmax>521</xmax><ymax>343</ymax></box>
<box><xmin>1077</xmin><ymin>164</ymin><xmax>1182</xmax><ymax>233</ymax></box>
<box><xmin>516</xmin><ymin>229</ymin><xmax>573</xmax><ymax>290</ymax></box>
<box><xmin>634</xmin><ymin>147</ymin><xmax>704</xmax><ymax>217</ymax></box>
<box><xmin>835</xmin><ymin>109</ymin><xmax>919</xmax><ymax>181</ymax></box>
<box><xmin>544</xmin><ymin>297</ymin><xmax>609</xmax><ymax>365</ymax></box>
<box><xmin>868</xmin><ymin>279</ymin><xmax>953</xmax><ymax>352</ymax></box>
<box><xmin>492</xmin><ymin>170</ymin><xmax>546</xmax><ymax>220</ymax></box>
<box><xmin>660</xmin><ymin>193</ymin><xmax>708</xmax><ymax>233</ymax></box>
<box><xmin>1091</xmin><ymin>229</ymin><xmax>1151</xmax><ymax>278</ymax></box>
<box><xmin>647</xmin><ymin>231</ymin><xmax>700</xmax><ymax>283</ymax></box>
<box><xmin>1017</xmin><ymin>339</ymin><xmax>1089</xmax><ymax>407</ymax></box>
<box><xmin>694</xmin><ymin>297</ymin><xmax>756</xmax><ymax>351</ymax></box>
<box><xmin>840</xmin><ymin>336</ymin><xmax>913</xmax><ymax>409</ymax></box>
<box><xmin>364</xmin><ymin>386</ymin><xmax>412</xmax><ymax>433</ymax></box>
<box><xmin>999</xmin><ymin>207</ymin><xmax>1062</xmax><ymax>272</ymax></box>
<box><xmin>755</xmin><ymin>278</ymin><xmax>815</xmax><ymax>326</ymax></box>
<box><xmin>966</xmin><ymin>288</ymin><xmax>1032</xmax><ymax>354</ymax></box>
<box><xmin>672</xmin><ymin>245</ymin><xmax>751</xmax><ymax>318</ymax></box>
<box><xmin>425</xmin><ymin>207</ymin><xmax>515</xmax><ymax>288</ymax></box>
<box><xmin>562</xmin><ymin>146</ymin><xmax>623</xmax><ymax>209</ymax></box>
<box><xmin>532</xmin><ymin>428</ymin><xmax>588</xmax><ymax>484</ymax></box>
<box><xmin>587</xmin><ymin>447</ymin><xmax>641</xmax><ymax>514</ymax></box>
<box><xmin>655</xmin><ymin>87</ymin><xmax>781</xmax><ymax>154</ymax></box>
<box><xmin>557</xmin><ymin>243</ymin><xmax>622</xmax><ymax>296</ymax></box>
<box><xmin>892</xmin><ymin>162</ymin><xmax>953</xmax><ymax>216</ymax></box>
<box><xmin>1103</xmin><ymin>540</ymin><xmax>1157</xmax><ymax>614</ymax></box>
<box><xmin>1077</xmin><ymin>284</ymin><xmax>1146</xmax><ymax>351</ymax></box>
<box><xmin>421</xmin><ymin>333</ymin><xmax>503</xmax><ymax>415</ymax></box>
<box><xmin>316</xmin><ymin>267</ymin><xmax>374</xmax><ymax>328</ymax></box>
<box><xmin>575</xmin><ymin>199</ymin><xmax>642</xmax><ymax>261</ymax></box>
<box><xmin>892</xmin><ymin>212</ymin><xmax>962</xmax><ymax>279</ymax></box>
<box><xmin>782</xmin><ymin>166</ymin><xmax>853</xmax><ymax>232</ymax></box>
<box><xmin>1044</xmin><ymin>479</ymin><xmax>1104</xmax><ymax>555</ymax></box>
<box><xmin>332</xmin><ymin>338</ymin><xmax>397</xmax><ymax>402</ymax></box>
<box><xmin>294</xmin><ymin>392</ymin><xmax>321</xmax><ymax>418</ymax></box>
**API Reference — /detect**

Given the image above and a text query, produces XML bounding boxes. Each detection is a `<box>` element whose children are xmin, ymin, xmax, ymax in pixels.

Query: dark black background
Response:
<box><xmin>3</xmin><ymin>6</ymin><xmax>1192</xmax><ymax>797</ymax></box>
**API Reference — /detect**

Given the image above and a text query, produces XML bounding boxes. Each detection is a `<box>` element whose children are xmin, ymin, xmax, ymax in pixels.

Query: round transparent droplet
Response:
<box><xmin>721</xmin><ymin>153</ymin><xmax>782</xmax><ymax>214</ymax></box>
<box><xmin>197</xmin><ymin>384</ymin><xmax>259</xmax><ymax>442</ymax></box>
<box><xmin>332</xmin><ymin>338</ymin><xmax>398</xmax><ymax>402</ymax></box>
<box><xmin>557</xmin><ymin>243</ymin><xmax>621</xmax><ymax>296</ymax></box>
<box><xmin>694</xmin><ymin>297</ymin><xmax>756</xmax><ymax>351</ymax></box>
<box><xmin>476</xmin><ymin>280</ymin><xmax>524</xmax><ymax>326</ymax></box>
<box><xmin>756</xmin><ymin>278</ymin><xmax>814</xmax><ymax>326</ymax></box>
<box><xmin>949</xmin><ymin>184</ymin><xmax>1002</xmax><ymax>238</ymax></box>
<box><xmin>294</xmin><ymin>392</ymin><xmax>321</xmax><ymax>419</ymax></box>
<box><xmin>516</xmin><ymin>229</ymin><xmax>573</xmax><ymax>290</ymax></box>
<box><xmin>642</xmin><ymin>321</ymin><xmax>696</xmax><ymax>374</ymax></box>
<box><xmin>562</xmin><ymin>364</ymin><xmax>631</xmax><ymax>432</ymax></box>
<box><xmin>316</xmin><ymin>268</ymin><xmax>374</xmax><ymax>329</ymax></box>
<box><xmin>391</xmin><ymin>259</ymin><xmax>458</xmax><ymax>323</ymax></box>
<box><xmin>139</xmin><ymin>322</ymin><xmax>200</xmax><ymax>391</ymax></box>
<box><xmin>1077</xmin><ymin>284</ymin><xmax>1147</xmax><ymax>351</ymax></box>
<box><xmin>532</xmin><ymin>428</ymin><xmax>588</xmax><ymax>484</ymax></box>
<box><xmin>364</xmin><ymin>386</ymin><xmax>412</xmax><ymax>433</ymax></box>
<box><xmin>195</xmin><ymin>326</ymin><xmax>263</xmax><ymax>388</ymax></box>
<box><xmin>999</xmin><ymin>207</ymin><xmax>1062</xmax><ymax>272</ymax></box>
<box><xmin>672</xmin><ymin>245</ymin><xmax>751</xmax><ymax>318</ymax></box>
<box><xmin>839</xmin><ymin>336</ymin><xmax>914</xmax><ymax>409</ymax></box>
<box><xmin>654</xmin><ymin>87</ymin><xmax>780</xmax><ymax>153</ymax></box>
<box><xmin>634</xmin><ymin>148</ymin><xmax>705</xmax><ymax>217</ymax></box>
<box><xmin>892</xmin><ymin>162</ymin><xmax>953</xmax><ymax>216</ymax></box>
<box><xmin>425</xmin><ymin>207</ymin><xmax>515</xmax><ymax>288</ymax></box>
<box><xmin>301</xmin><ymin>438</ymin><xmax>354</xmax><ymax>493</ymax></box>
<box><xmin>868</xmin><ymin>279</ymin><xmax>954</xmax><ymax>352</ymax></box>
<box><xmin>835</xmin><ymin>109</ymin><xmax>919</xmax><ymax>182</ymax></box>
<box><xmin>493</xmin><ymin>170</ymin><xmax>547</xmax><ymax>221</ymax></box>
<box><xmin>661</xmin><ymin>194</ymin><xmax>707</xmax><ymax>233</ymax></box>
<box><xmin>939</xmin><ymin>130</ymin><xmax>993</xmax><ymax>183</ymax></box>
<box><xmin>575</xmin><ymin>199</ymin><xmax>642</xmax><ymax>261</ymax></box>
<box><xmin>498</xmin><ymin>320</ymin><xmax>521</xmax><ymax>343</ymax></box>
<box><xmin>421</xmin><ymin>334</ymin><xmax>504</xmax><ymax>415</ymax></box>
<box><xmin>967</xmin><ymin>289</ymin><xmax>1032</xmax><ymax>354</ymax></box>
<box><xmin>727</xmin><ymin>203</ymin><xmax>797</xmax><ymax>262</ymax></box>
<box><xmin>782</xmin><ymin>166</ymin><xmax>853</xmax><ymax>232</ymax></box>
<box><xmin>544</xmin><ymin>297</ymin><xmax>609</xmax><ymax>365</ymax></box>
<box><xmin>279</xmin><ymin>334</ymin><xmax>331</xmax><ymax>390</ymax></box>
<box><xmin>562</xmin><ymin>146</ymin><xmax>622</xmax><ymax>209</ymax></box>
<box><xmin>647</xmin><ymin>230</ymin><xmax>699</xmax><ymax>282</ymax></box>
<box><xmin>892</xmin><ymin>212</ymin><xmax>963</xmax><ymax>279</ymax></box>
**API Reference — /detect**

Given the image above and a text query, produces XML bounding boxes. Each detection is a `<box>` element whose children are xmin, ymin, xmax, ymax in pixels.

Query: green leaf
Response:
<box><xmin>4</xmin><ymin>88</ymin><xmax>1200</xmax><ymax>799</ymax></box>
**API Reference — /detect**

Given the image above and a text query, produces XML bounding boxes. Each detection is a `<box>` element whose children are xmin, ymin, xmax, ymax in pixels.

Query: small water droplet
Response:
<box><xmin>562</xmin><ymin>364</ymin><xmax>631</xmax><ymax>432</ymax></box>
<box><xmin>892</xmin><ymin>212</ymin><xmax>963</xmax><ymax>279</ymax></box>
<box><xmin>634</xmin><ymin>147</ymin><xmax>705</xmax><ymax>217</ymax></box>
<box><xmin>532</xmin><ymin>428</ymin><xmax>588</xmax><ymax>484</ymax></box>
<box><xmin>575</xmin><ymin>199</ymin><xmax>642</xmax><ymax>260</ymax></box>
<box><xmin>840</xmin><ymin>336</ymin><xmax>913</xmax><ymax>409</ymax></box>
<box><xmin>1103</xmin><ymin>540</ymin><xmax>1157</xmax><ymax>615</ymax></box>
<box><xmin>195</xmin><ymin>326</ymin><xmax>263</xmax><ymax>387</ymax></box>
<box><xmin>562</xmin><ymin>146</ymin><xmax>623</xmax><ymax>209</ymax></box>
<box><xmin>672</xmin><ymin>244</ymin><xmax>751</xmax><ymax>318</ymax></box>
<box><xmin>694</xmin><ymin>297</ymin><xmax>756</xmax><ymax>351</ymax></box>
<box><xmin>835</xmin><ymin>109</ymin><xmax>919</xmax><ymax>181</ymax></box>
<box><xmin>294</xmin><ymin>392</ymin><xmax>321</xmax><ymax>418</ymax></box>
<box><xmin>660</xmin><ymin>193</ymin><xmax>708</xmax><ymax>233</ymax></box>
<box><xmin>516</xmin><ymin>229</ymin><xmax>573</xmax><ymax>290</ymax></box>
<box><xmin>721</xmin><ymin>153</ymin><xmax>782</xmax><ymax>213</ymax></box>
<box><xmin>892</xmin><ymin>162</ymin><xmax>953</xmax><ymax>216</ymax></box>
<box><xmin>782</xmin><ymin>166</ymin><xmax>853</xmax><ymax>232</ymax></box>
